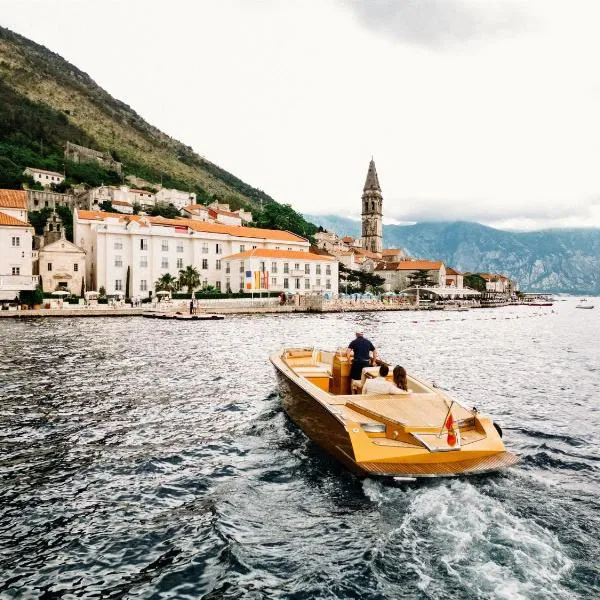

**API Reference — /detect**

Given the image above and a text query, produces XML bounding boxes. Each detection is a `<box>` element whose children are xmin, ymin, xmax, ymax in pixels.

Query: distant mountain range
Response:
<box><xmin>306</xmin><ymin>215</ymin><xmax>600</xmax><ymax>294</ymax></box>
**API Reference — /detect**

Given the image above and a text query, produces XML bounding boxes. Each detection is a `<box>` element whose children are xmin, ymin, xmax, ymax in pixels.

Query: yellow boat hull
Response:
<box><xmin>271</xmin><ymin>348</ymin><xmax>518</xmax><ymax>479</ymax></box>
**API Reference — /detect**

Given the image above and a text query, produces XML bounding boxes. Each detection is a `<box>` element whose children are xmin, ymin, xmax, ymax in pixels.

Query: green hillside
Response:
<box><xmin>0</xmin><ymin>26</ymin><xmax>317</xmax><ymax>239</ymax></box>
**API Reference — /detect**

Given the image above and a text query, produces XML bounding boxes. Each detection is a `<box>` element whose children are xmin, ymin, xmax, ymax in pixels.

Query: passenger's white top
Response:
<box><xmin>362</xmin><ymin>376</ymin><xmax>406</xmax><ymax>395</ymax></box>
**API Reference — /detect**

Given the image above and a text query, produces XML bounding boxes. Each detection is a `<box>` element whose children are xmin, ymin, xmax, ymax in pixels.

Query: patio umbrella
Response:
<box><xmin>52</xmin><ymin>290</ymin><xmax>70</xmax><ymax>297</ymax></box>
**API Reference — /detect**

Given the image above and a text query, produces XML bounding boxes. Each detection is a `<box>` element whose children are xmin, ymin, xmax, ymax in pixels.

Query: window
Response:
<box><xmin>177</xmin><ymin>258</ymin><xmax>183</xmax><ymax>269</ymax></box>
<box><xmin>215</xmin><ymin>281</ymin><xmax>221</xmax><ymax>291</ymax></box>
<box><xmin>140</xmin><ymin>280</ymin><xmax>148</xmax><ymax>291</ymax></box>
<box><xmin>140</xmin><ymin>256</ymin><xmax>148</xmax><ymax>268</ymax></box>
<box><xmin>140</xmin><ymin>238</ymin><xmax>148</xmax><ymax>251</ymax></box>
<box><xmin>275</xmin><ymin>246</ymin><xmax>280</xmax><ymax>250</ymax></box>
<box><xmin>294</xmin><ymin>263</ymin><xmax>300</xmax><ymax>270</ymax></box>
<box><xmin>326</xmin><ymin>265</ymin><xmax>331</xmax><ymax>275</ymax></box>
<box><xmin>283</xmin><ymin>278</ymin><xmax>289</xmax><ymax>289</ymax></box>
<box><xmin>161</xmin><ymin>257</ymin><xmax>169</xmax><ymax>269</ymax></box>
<box><xmin>305</xmin><ymin>278</ymin><xmax>310</xmax><ymax>289</ymax></box>
<box><xmin>240</xmin><ymin>278</ymin><xmax>245</xmax><ymax>290</ymax></box>
<box><xmin>114</xmin><ymin>256</ymin><xmax>123</xmax><ymax>267</ymax></box>
<box><xmin>295</xmin><ymin>278</ymin><xmax>301</xmax><ymax>289</ymax></box>
<box><xmin>252</xmin><ymin>245</ymin><xmax>257</xmax><ymax>249</ymax></box>
<box><xmin>11</xmin><ymin>237</ymin><xmax>20</xmax><ymax>247</ymax></box>
<box><xmin>216</xmin><ymin>243</ymin><xmax>222</xmax><ymax>255</ymax></box>
<box><xmin>316</xmin><ymin>278</ymin><xmax>321</xmax><ymax>287</ymax></box>
<box><xmin>74</xmin><ymin>263</ymin><xmax>78</xmax><ymax>272</ymax></box>
<box><xmin>304</xmin><ymin>264</ymin><xmax>310</xmax><ymax>275</ymax></box>
<box><xmin>226</xmin><ymin>262</ymin><xmax>231</xmax><ymax>274</ymax></box>
<box><xmin>48</xmin><ymin>263</ymin><xmax>53</xmax><ymax>271</ymax></box>
<box><xmin>240</xmin><ymin>244</ymin><xmax>245</xmax><ymax>252</ymax></box>
<box><xmin>216</xmin><ymin>259</ymin><xmax>221</xmax><ymax>270</ymax></box>
<box><xmin>271</xmin><ymin>262</ymin><xmax>278</xmax><ymax>273</ymax></box>
<box><xmin>202</xmin><ymin>259</ymin><xmax>208</xmax><ymax>269</ymax></box>
<box><xmin>161</xmin><ymin>240</ymin><xmax>169</xmax><ymax>252</ymax></box>
<box><xmin>177</xmin><ymin>242</ymin><xmax>184</xmax><ymax>253</ymax></box>
<box><xmin>287</xmin><ymin>247</ymin><xmax>292</xmax><ymax>251</ymax></box>
<box><xmin>316</xmin><ymin>264</ymin><xmax>321</xmax><ymax>275</ymax></box>
<box><xmin>271</xmin><ymin>277</ymin><xmax>277</xmax><ymax>286</ymax></box>
<box><xmin>11</xmin><ymin>267</ymin><xmax>20</xmax><ymax>275</ymax></box>
<box><xmin>259</xmin><ymin>261</ymin><xmax>266</xmax><ymax>272</ymax></box>
<box><xmin>239</xmin><ymin>261</ymin><xmax>245</xmax><ymax>273</ymax></box>
<box><xmin>115</xmin><ymin>280</ymin><xmax>123</xmax><ymax>291</ymax></box>
<box><xmin>326</xmin><ymin>279</ymin><xmax>331</xmax><ymax>290</ymax></box>
<box><xmin>283</xmin><ymin>263</ymin><xmax>289</xmax><ymax>274</ymax></box>
<box><xmin>202</xmin><ymin>243</ymin><xmax>209</xmax><ymax>254</ymax></box>
<box><xmin>114</xmin><ymin>239</ymin><xmax>123</xmax><ymax>250</ymax></box>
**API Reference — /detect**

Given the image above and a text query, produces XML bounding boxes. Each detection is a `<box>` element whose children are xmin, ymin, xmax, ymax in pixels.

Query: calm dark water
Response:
<box><xmin>1</xmin><ymin>299</ymin><xmax>599</xmax><ymax>599</ymax></box>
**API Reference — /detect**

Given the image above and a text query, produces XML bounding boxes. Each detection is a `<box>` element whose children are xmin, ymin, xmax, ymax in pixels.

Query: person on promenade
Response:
<box><xmin>346</xmin><ymin>329</ymin><xmax>377</xmax><ymax>392</ymax></box>
<box><xmin>363</xmin><ymin>364</ymin><xmax>407</xmax><ymax>395</ymax></box>
<box><xmin>392</xmin><ymin>365</ymin><xmax>409</xmax><ymax>392</ymax></box>
<box><xmin>190</xmin><ymin>299</ymin><xmax>194</xmax><ymax>315</ymax></box>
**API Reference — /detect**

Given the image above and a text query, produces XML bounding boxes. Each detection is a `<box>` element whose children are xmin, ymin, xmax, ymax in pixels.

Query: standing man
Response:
<box><xmin>346</xmin><ymin>328</ymin><xmax>378</xmax><ymax>391</ymax></box>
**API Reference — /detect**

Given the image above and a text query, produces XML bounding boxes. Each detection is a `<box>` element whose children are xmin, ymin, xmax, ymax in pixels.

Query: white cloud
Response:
<box><xmin>1</xmin><ymin>0</ymin><xmax>600</xmax><ymax>230</ymax></box>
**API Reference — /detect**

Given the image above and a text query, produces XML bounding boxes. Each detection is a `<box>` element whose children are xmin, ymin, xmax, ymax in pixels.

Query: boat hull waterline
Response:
<box><xmin>270</xmin><ymin>348</ymin><xmax>518</xmax><ymax>479</ymax></box>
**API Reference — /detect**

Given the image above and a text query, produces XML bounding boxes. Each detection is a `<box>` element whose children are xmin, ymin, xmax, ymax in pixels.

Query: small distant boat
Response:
<box><xmin>142</xmin><ymin>311</ymin><xmax>224</xmax><ymax>320</ymax></box>
<box><xmin>576</xmin><ymin>299</ymin><xmax>594</xmax><ymax>309</ymax></box>
<box><xmin>270</xmin><ymin>347</ymin><xmax>517</xmax><ymax>479</ymax></box>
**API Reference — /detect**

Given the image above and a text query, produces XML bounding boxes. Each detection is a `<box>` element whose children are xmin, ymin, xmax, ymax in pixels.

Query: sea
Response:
<box><xmin>0</xmin><ymin>299</ymin><xmax>599</xmax><ymax>599</ymax></box>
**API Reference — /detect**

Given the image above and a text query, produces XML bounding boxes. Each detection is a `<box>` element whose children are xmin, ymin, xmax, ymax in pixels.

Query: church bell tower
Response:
<box><xmin>361</xmin><ymin>158</ymin><xmax>383</xmax><ymax>255</ymax></box>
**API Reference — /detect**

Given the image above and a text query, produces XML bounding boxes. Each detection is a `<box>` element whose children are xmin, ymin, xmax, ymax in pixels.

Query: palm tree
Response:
<box><xmin>155</xmin><ymin>273</ymin><xmax>178</xmax><ymax>292</ymax></box>
<box><xmin>178</xmin><ymin>265</ymin><xmax>201</xmax><ymax>294</ymax></box>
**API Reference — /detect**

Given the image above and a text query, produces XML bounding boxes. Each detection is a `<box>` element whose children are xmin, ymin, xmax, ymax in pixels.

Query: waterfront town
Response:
<box><xmin>0</xmin><ymin>143</ymin><xmax>517</xmax><ymax>314</ymax></box>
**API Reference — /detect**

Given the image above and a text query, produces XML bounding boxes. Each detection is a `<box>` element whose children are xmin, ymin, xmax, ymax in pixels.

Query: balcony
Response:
<box><xmin>290</xmin><ymin>269</ymin><xmax>304</xmax><ymax>277</ymax></box>
<box><xmin>0</xmin><ymin>274</ymin><xmax>38</xmax><ymax>293</ymax></box>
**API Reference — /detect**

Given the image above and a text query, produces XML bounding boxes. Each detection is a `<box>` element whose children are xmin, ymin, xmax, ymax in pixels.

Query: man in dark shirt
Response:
<box><xmin>346</xmin><ymin>329</ymin><xmax>377</xmax><ymax>383</ymax></box>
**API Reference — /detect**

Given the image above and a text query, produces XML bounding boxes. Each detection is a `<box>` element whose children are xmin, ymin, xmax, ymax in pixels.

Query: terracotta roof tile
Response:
<box><xmin>222</xmin><ymin>248</ymin><xmax>335</xmax><ymax>261</ymax></box>
<box><xmin>0</xmin><ymin>212</ymin><xmax>32</xmax><ymax>228</ymax></box>
<box><xmin>375</xmin><ymin>260</ymin><xmax>444</xmax><ymax>271</ymax></box>
<box><xmin>0</xmin><ymin>189</ymin><xmax>27</xmax><ymax>209</ymax></box>
<box><xmin>76</xmin><ymin>210</ymin><xmax>306</xmax><ymax>242</ymax></box>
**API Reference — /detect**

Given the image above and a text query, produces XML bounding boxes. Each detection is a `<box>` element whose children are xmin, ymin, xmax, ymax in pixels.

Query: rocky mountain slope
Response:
<box><xmin>306</xmin><ymin>216</ymin><xmax>600</xmax><ymax>294</ymax></box>
<box><xmin>0</xmin><ymin>25</ymin><xmax>313</xmax><ymax>238</ymax></box>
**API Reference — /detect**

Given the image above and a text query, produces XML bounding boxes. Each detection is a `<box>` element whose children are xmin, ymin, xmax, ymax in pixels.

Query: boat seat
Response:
<box><xmin>294</xmin><ymin>366</ymin><xmax>331</xmax><ymax>375</ymax></box>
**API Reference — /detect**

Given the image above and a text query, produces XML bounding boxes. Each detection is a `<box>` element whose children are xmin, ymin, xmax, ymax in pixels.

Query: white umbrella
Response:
<box><xmin>156</xmin><ymin>290</ymin><xmax>171</xmax><ymax>296</ymax></box>
<box><xmin>52</xmin><ymin>290</ymin><xmax>70</xmax><ymax>296</ymax></box>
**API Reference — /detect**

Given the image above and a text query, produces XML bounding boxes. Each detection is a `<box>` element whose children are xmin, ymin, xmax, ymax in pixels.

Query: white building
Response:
<box><xmin>24</xmin><ymin>167</ymin><xmax>65</xmax><ymax>188</ymax></box>
<box><xmin>222</xmin><ymin>248</ymin><xmax>338</xmax><ymax>294</ymax></box>
<box><xmin>78</xmin><ymin>185</ymin><xmax>155</xmax><ymax>211</ymax></box>
<box><xmin>74</xmin><ymin>210</ymin><xmax>314</xmax><ymax>296</ymax></box>
<box><xmin>0</xmin><ymin>190</ymin><xmax>37</xmax><ymax>300</ymax></box>
<box><xmin>155</xmin><ymin>188</ymin><xmax>196</xmax><ymax>210</ymax></box>
<box><xmin>374</xmin><ymin>260</ymin><xmax>446</xmax><ymax>292</ymax></box>
<box><xmin>181</xmin><ymin>204</ymin><xmax>212</xmax><ymax>221</ymax></box>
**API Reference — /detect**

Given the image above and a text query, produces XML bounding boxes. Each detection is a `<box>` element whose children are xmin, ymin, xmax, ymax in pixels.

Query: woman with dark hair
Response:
<box><xmin>393</xmin><ymin>365</ymin><xmax>409</xmax><ymax>392</ymax></box>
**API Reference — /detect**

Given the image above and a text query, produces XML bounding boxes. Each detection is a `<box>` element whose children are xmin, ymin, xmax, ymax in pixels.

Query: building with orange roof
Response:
<box><xmin>373</xmin><ymin>259</ymin><xmax>446</xmax><ymax>292</ymax></box>
<box><xmin>221</xmin><ymin>248</ymin><xmax>338</xmax><ymax>294</ymax></box>
<box><xmin>74</xmin><ymin>209</ymin><xmax>312</xmax><ymax>297</ymax></box>
<box><xmin>445</xmin><ymin>267</ymin><xmax>464</xmax><ymax>289</ymax></box>
<box><xmin>155</xmin><ymin>188</ymin><xmax>196</xmax><ymax>210</ymax></box>
<box><xmin>0</xmin><ymin>190</ymin><xmax>37</xmax><ymax>300</ymax></box>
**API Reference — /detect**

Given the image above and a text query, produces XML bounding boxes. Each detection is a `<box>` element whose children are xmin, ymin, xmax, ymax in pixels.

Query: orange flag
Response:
<box><xmin>446</xmin><ymin>413</ymin><xmax>457</xmax><ymax>446</ymax></box>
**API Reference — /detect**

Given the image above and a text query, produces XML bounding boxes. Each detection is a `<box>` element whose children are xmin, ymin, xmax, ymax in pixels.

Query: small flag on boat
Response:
<box><xmin>446</xmin><ymin>413</ymin><xmax>457</xmax><ymax>446</ymax></box>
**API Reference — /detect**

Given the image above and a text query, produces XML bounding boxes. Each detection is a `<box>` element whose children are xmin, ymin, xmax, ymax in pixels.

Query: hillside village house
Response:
<box><xmin>181</xmin><ymin>202</ymin><xmax>252</xmax><ymax>227</ymax></box>
<box><xmin>480</xmin><ymin>273</ymin><xmax>513</xmax><ymax>293</ymax></box>
<box><xmin>374</xmin><ymin>260</ymin><xmax>446</xmax><ymax>292</ymax></box>
<box><xmin>155</xmin><ymin>188</ymin><xmax>196</xmax><ymax>210</ymax></box>
<box><xmin>222</xmin><ymin>248</ymin><xmax>338</xmax><ymax>294</ymax></box>
<box><xmin>0</xmin><ymin>190</ymin><xmax>37</xmax><ymax>300</ymax></box>
<box><xmin>73</xmin><ymin>210</ymin><xmax>334</xmax><ymax>296</ymax></box>
<box><xmin>23</xmin><ymin>167</ymin><xmax>65</xmax><ymax>188</ymax></box>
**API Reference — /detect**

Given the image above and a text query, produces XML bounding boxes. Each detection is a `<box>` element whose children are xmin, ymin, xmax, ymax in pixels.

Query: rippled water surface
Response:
<box><xmin>1</xmin><ymin>300</ymin><xmax>599</xmax><ymax>599</ymax></box>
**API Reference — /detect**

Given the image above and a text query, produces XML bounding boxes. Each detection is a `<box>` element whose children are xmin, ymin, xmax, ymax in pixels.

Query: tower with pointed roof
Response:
<box><xmin>361</xmin><ymin>158</ymin><xmax>383</xmax><ymax>255</ymax></box>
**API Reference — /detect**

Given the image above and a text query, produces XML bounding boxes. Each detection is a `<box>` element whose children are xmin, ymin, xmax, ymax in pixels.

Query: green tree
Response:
<box><xmin>125</xmin><ymin>265</ymin><xmax>131</xmax><ymax>299</ymax></box>
<box><xmin>253</xmin><ymin>202</ymin><xmax>318</xmax><ymax>242</ymax></box>
<box><xmin>149</xmin><ymin>204</ymin><xmax>181</xmax><ymax>219</ymax></box>
<box><xmin>99</xmin><ymin>286</ymin><xmax>106</xmax><ymax>298</ymax></box>
<box><xmin>178</xmin><ymin>265</ymin><xmax>201</xmax><ymax>294</ymax></box>
<box><xmin>155</xmin><ymin>273</ymin><xmax>178</xmax><ymax>292</ymax></box>
<box><xmin>407</xmin><ymin>269</ymin><xmax>435</xmax><ymax>287</ymax></box>
<box><xmin>464</xmin><ymin>273</ymin><xmax>487</xmax><ymax>292</ymax></box>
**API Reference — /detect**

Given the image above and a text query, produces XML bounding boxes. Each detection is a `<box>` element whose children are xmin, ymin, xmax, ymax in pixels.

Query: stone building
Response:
<box><xmin>37</xmin><ymin>212</ymin><xmax>86</xmax><ymax>295</ymax></box>
<box><xmin>374</xmin><ymin>260</ymin><xmax>446</xmax><ymax>292</ymax></box>
<box><xmin>64</xmin><ymin>141</ymin><xmax>122</xmax><ymax>174</ymax></box>
<box><xmin>23</xmin><ymin>167</ymin><xmax>65</xmax><ymax>188</ymax></box>
<box><xmin>361</xmin><ymin>159</ymin><xmax>383</xmax><ymax>255</ymax></box>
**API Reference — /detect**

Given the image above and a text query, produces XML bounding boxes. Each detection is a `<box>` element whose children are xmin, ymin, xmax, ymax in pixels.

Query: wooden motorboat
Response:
<box><xmin>142</xmin><ymin>311</ymin><xmax>224</xmax><ymax>320</ymax></box>
<box><xmin>576</xmin><ymin>299</ymin><xmax>594</xmax><ymax>309</ymax></box>
<box><xmin>270</xmin><ymin>348</ymin><xmax>518</xmax><ymax>479</ymax></box>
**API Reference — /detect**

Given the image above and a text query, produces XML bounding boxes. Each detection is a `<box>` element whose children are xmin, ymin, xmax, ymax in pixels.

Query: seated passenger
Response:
<box><xmin>393</xmin><ymin>365</ymin><xmax>409</xmax><ymax>392</ymax></box>
<box><xmin>362</xmin><ymin>364</ymin><xmax>407</xmax><ymax>395</ymax></box>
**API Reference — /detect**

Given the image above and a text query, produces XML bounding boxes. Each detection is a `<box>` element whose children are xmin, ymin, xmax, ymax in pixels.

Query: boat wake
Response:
<box><xmin>362</xmin><ymin>478</ymin><xmax>575</xmax><ymax>600</ymax></box>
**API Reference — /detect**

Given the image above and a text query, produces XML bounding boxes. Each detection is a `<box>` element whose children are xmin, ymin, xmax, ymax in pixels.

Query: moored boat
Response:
<box><xmin>576</xmin><ymin>299</ymin><xmax>594</xmax><ymax>309</ymax></box>
<box><xmin>270</xmin><ymin>347</ymin><xmax>517</xmax><ymax>479</ymax></box>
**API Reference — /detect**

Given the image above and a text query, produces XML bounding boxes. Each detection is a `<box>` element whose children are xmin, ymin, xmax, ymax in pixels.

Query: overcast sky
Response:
<box><xmin>2</xmin><ymin>0</ymin><xmax>600</xmax><ymax>230</ymax></box>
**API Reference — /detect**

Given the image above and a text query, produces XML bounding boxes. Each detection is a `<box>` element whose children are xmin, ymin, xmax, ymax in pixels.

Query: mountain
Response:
<box><xmin>306</xmin><ymin>215</ymin><xmax>600</xmax><ymax>294</ymax></box>
<box><xmin>0</xmin><ymin>26</ymin><xmax>316</xmax><ymax>239</ymax></box>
